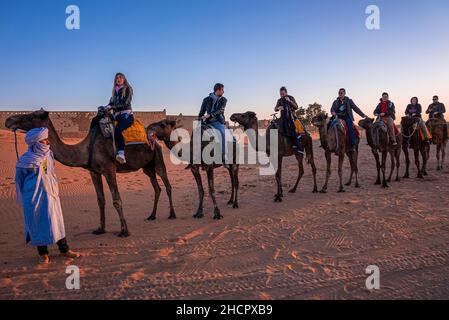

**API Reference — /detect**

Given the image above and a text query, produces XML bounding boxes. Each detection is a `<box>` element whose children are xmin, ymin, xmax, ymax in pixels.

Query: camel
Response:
<box><xmin>426</xmin><ymin>117</ymin><xmax>447</xmax><ymax>170</ymax></box>
<box><xmin>147</xmin><ymin>119</ymin><xmax>239</xmax><ymax>220</ymax></box>
<box><xmin>401</xmin><ymin>116</ymin><xmax>430</xmax><ymax>179</ymax></box>
<box><xmin>358</xmin><ymin>118</ymin><xmax>402</xmax><ymax>187</ymax></box>
<box><xmin>311</xmin><ymin>113</ymin><xmax>360</xmax><ymax>193</ymax></box>
<box><xmin>5</xmin><ymin>110</ymin><xmax>176</xmax><ymax>237</ymax></box>
<box><xmin>229</xmin><ymin>111</ymin><xmax>317</xmax><ymax>202</ymax></box>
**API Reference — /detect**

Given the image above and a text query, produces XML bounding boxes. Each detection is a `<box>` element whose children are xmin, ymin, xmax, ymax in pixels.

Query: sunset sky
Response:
<box><xmin>1</xmin><ymin>0</ymin><xmax>448</xmax><ymax>121</ymax></box>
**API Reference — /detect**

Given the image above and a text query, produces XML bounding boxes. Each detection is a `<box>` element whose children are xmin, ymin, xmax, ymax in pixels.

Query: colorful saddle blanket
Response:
<box><xmin>111</xmin><ymin>119</ymin><xmax>149</xmax><ymax>145</ymax></box>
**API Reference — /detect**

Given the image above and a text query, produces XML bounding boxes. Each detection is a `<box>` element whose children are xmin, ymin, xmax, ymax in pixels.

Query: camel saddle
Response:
<box><xmin>98</xmin><ymin>114</ymin><xmax>149</xmax><ymax>145</ymax></box>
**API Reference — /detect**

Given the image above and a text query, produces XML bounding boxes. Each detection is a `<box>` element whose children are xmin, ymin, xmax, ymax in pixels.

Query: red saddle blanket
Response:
<box><xmin>342</xmin><ymin>122</ymin><xmax>360</xmax><ymax>143</ymax></box>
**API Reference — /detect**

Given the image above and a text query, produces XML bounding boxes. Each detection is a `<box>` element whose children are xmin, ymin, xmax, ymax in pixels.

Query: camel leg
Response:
<box><xmin>90</xmin><ymin>171</ymin><xmax>107</xmax><ymax>235</ymax></box>
<box><xmin>345</xmin><ymin>151</ymin><xmax>354</xmax><ymax>186</ymax></box>
<box><xmin>321</xmin><ymin>151</ymin><xmax>332</xmax><ymax>193</ymax></box>
<box><xmin>289</xmin><ymin>154</ymin><xmax>304</xmax><ymax>193</ymax></box>
<box><xmin>274</xmin><ymin>157</ymin><xmax>283</xmax><ymax>202</ymax></box>
<box><xmin>337</xmin><ymin>152</ymin><xmax>345</xmax><ymax>193</ymax></box>
<box><xmin>353</xmin><ymin>150</ymin><xmax>360</xmax><ymax>188</ymax></box>
<box><xmin>227</xmin><ymin>167</ymin><xmax>235</xmax><ymax>206</ymax></box>
<box><xmin>441</xmin><ymin>142</ymin><xmax>447</xmax><ymax>169</ymax></box>
<box><xmin>371</xmin><ymin>149</ymin><xmax>381</xmax><ymax>185</ymax></box>
<box><xmin>191</xmin><ymin>166</ymin><xmax>205</xmax><ymax>218</ymax></box>
<box><xmin>387</xmin><ymin>151</ymin><xmax>395</xmax><ymax>183</ymax></box>
<box><xmin>381</xmin><ymin>151</ymin><xmax>388</xmax><ymax>188</ymax></box>
<box><xmin>421</xmin><ymin>146</ymin><xmax>429</xmax><ymax>176</ymax></box>
<box><xmin>232</xmin><ymin>165</ymin><xmax>239</xmax><ymax>209</ymax></box>
<box><xmin>414</xmin><ymin>148</ymin><xmax>423</xmax><ymax>179</ymax></box>
<box><xmin>206</xmin><ymin>168</ymin><xmax>222</xmax><ymax>220</ymax></box>
<box><xmin>395</xmin><ymin>150</ymin><xmax>401</xmax><ymax>182</ymax></box>
<box><xmin>403</xmin><ymin>143</ymin><xmax>410</xmax><ymax>178</ymax></box>
<box><xmin>436</xmin><ymin>144</ymin><xmax>441</xmax><ymax>170</ymax></box>
<box><xmin>310</xmin><ymin>157</ymin><xmax>318</xmax><ymax>193</ymax></box>
<box><xmin>143</xmin><ymin>167</ymin><xmax>161</xmax><ymax>221</ymax></box>
<box><xmin>104</xmin><ymin>172</ymin><xmax>130</xmax><ymax>237</ymax></box>
<box><xmin>155</xmin><ymin>165</ymin><xmax>176</xmax><ymax>219</ymax></box>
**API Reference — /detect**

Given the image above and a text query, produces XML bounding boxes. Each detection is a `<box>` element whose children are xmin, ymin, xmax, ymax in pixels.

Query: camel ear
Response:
<box><xmin>36</xmin><ymin>109</ymin><xmax>49</xmax><ymax>120</ymax></box>
<box><xmin>175</xmin><ymin>118</ymin><xmax>183</xmax><ymax>128</ymax></box>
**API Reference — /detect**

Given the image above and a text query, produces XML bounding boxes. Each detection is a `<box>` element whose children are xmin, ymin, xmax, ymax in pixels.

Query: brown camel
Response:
<box><xmin>311</xmin><ymin>113</ymin><xmax>360</xmax><ymax>193</ymax></box>
<box><xmin>229</xmin><ymin>111</ymin><xmax>317</xmax><ymax>202</ymax></box>
<box><xmin>5</xmin><ymin>110</ymin><xmax>176</xmax><ymax>237</ymax></box>
<box><xmin>427</xmin><ymin>117</ymin><xmax>447</xmax><ymax>170</ymax></box>
<box><xmin>401</xmin><ymin>116</ymin><xmax>429</xmax><ymax>179</ymax></box>
<box><xmin>148</xmin><ymin>119</ymin><xmax>239</xmax><ymax>219</ymax></box>
<box><xmin>358</xmin><ymin>118</ymin><xmax>402</xmax><ymax>187</ymax></box>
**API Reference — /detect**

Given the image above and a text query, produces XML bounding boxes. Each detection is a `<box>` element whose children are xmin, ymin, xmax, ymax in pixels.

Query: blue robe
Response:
<box><xmin>15</xmin><ymin>157</ymin><xmax>66</xmax><ymax>246</ymax></box>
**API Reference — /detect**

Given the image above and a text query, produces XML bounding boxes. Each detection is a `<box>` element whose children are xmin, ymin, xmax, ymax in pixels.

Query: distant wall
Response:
<box><xmin>0</xmin><ymin>110</ymin><xmax>167</xmax><ymax>138</ymax></box>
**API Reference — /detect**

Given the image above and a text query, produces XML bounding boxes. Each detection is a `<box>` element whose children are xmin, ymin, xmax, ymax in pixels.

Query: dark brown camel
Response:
<box><xmin>401</xmin><ymin>116</ymin><xmax>429</xmax><ymax>179</ymax></box>
<box><xmin>5</xmin><ymin>110</ymin><xmax>176</xmax><ymax>237</ymax></box>
<box><xmin>311</xmin><ymin>113</ymin><xmax>360</xmax><ymax>193</ymax></box>
<box><xmin>427</xmin><ymin>117</ymin><xmax>447</xmax><ymax>170</ymax></box>
<box><xmin>148</xmin><ymin>119</ymin><xmax>239</xmax><ymax>219</ymax></box>
<box><xmin>229</xmin><ymin>111</ymin><xmax>317</xmax><ymax>202</ymax></box>
<box><xmin>358</xmin><ymin>118</ymin><xmax>402</xmax><ymax>187</ymax></box>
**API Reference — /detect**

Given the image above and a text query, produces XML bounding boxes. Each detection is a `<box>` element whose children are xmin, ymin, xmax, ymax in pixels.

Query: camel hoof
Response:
<box><xmin>382</xmin><ymin>184</ymin><xmax>389</xmax><ymax>189</ymax></box>
<box><xmin>213</xmin><ymin>209</ymin><xmax>223</xmax><ymax>220</ymax></box>
<box><xmin>423</xmin><ymin>171</ymin><xmax>428</xmax><ymax>176</ymax></box>
<box><xmin>338</xmin><ymin>189</ymin><xmax>346</xmax><ymax>193</ymax></box>
<box><xmin>345</xmin><ymin>182</ymin><xmax>351</xmax><ymax>186</ymax></box>
<box><xmin>320</xmin><ymin>189</ymin><xmax>327</xmax><ymax>194</ymax></box>
<box><xmin>355</xmin><ymin>184</ymin><xmax>361</xmax><ymax>188</ymax></box>
<box><xmin>168</xmin><ymin>214</ymin><xmax>177</xmax><ymax>220</ymax></box>
<box><xmin>92</xmin><ymin>228</ymin><xmax>106</xmax><ymax>235</ymax></box>
<box><xmin>312</xmin><ymin>188</ymin><xmax>318</xmax><ymax>193</ymax></box>
<box><xmin>395</xmin><ymin>178</ymin><xmax>400</xmax><ymax>182</ymax></box>
<box><xmin>274</xmin><ymin>195</ymin><xmax>283</xmax><ymax>202</ymax></box>
<box><xmin>118</xmin><ymin>230</ymin><xmax>130</xmax><ymax>238</ymax></box>
<box><xmin>232</xmin><ymin>203</ymin><xmax>239</xmax><ymax>209</ymax></box>
<box><xmin>289</xmin><ymin>189</ymin><xmax>297</xmax><ymax>194</ymax></box>
<box><xmin>403</xmin><ymin>174</ymin><xmax>410</xmax><ymax>179</ymax></box>
<box><xmin>193</xmin><ymin>212</ymin><xmax>204</xmax><ymax>219</ymax></box>
<box><xmin>146</xmin><ymin>215</ymin><xmax>156</xmax><ymax>221</ymax></box>
<box><xmin>227</xmin><ymin>200</ymin><xmax>234</xmax><ymax>206</ymax></box>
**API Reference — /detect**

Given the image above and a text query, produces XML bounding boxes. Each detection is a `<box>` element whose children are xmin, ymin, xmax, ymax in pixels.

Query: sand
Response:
<box><xmin>1</xmin><ymin>129</ymin><xmax>449</xmax><ymax>300</ymax></box>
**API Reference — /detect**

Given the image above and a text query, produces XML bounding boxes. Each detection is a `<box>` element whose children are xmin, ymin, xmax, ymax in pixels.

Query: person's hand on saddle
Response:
<box><xmin>201</xmin><ymin>114</ymin><xmax>211</xmax><ymax>121</ymax></box>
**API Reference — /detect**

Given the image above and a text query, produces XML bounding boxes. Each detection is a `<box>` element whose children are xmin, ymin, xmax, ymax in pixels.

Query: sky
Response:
<box><xmin>1</xmin><ymin>0</ymin><xmax>448</xmax><ymax>121</ymax></box>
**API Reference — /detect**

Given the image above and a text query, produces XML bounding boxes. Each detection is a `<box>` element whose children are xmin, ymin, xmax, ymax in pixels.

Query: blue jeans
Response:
<box><xmin>115</xmin><ymin>113</ymin><xmax>134</xmax><ymax>152</ymax></box>
<box><xmin>208</xmin><ymin>121</ymin><xmax>227</xmax><ymax>158</ymax></box>
<box><xmin>344</xmin><ymin>114</ymin><xmax>356</xmax><ymax>146</ymax></box>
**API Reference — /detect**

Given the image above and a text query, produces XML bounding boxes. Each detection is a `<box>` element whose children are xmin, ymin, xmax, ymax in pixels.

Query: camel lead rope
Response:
<box><xmin>13</xmin><ymin>129</ymin><xmax>19</xmax><ymax>161</ymax></box>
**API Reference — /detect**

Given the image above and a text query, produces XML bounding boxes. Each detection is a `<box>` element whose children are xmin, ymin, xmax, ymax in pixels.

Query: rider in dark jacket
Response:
<box><xmin>426</xmin><ymin>95</ymin><xmax>448</xmax><ymax>140</ymax></box>
<box><xmin>274</xmin><ymin>87</ymin><xmax>303</xmax><ymax>154</ymax></box>
<box><xmin>330</xmin><ymin>88</ymin><xmax>367</xmax><ymax>151</ymax></box>
<box><xmin>107</xmin><ymin>73</ymin><xmax>134</xmax><ymax>164</ymax></box>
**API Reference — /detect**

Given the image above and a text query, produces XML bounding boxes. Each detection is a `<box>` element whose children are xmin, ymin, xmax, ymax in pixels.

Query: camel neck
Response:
<box><xmin>318</xmin><ymin>125</ymin><xmax>327</xmax><ymax>149</ymax></box>
<box><xmin>47</xmin><ymin>120</ymin><xmax>90</xmax><ymax>168</ymax></box>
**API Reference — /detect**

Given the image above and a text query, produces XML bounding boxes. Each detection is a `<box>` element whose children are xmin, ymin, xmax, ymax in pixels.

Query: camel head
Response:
<box><xmin>5</xmin><ymin>109</ymin><xmax>50</xmax><ymax>132</ymax></box>
<box><xmin>147</xmin><ymin>118</ymin><xmax>182</xmax><ymax>141</ymax></box>
<box><xmin>311</xmin><ymin>113</ymin><xmax>328</xmax><ymax>128</ymax></box>
<box><xmin>358</xmin><ymin>117</ymin><xmax>374</xmax><ymax>130</ymax></box>
<box><xmin>229</xmin><ymin>111</ymin><xmax>257</xmax><ymax>130</ymax></box>
<box><xmin>401</xmin><ymin>116</ymin><xmax>419</xmax><ymax>134</ymax></box>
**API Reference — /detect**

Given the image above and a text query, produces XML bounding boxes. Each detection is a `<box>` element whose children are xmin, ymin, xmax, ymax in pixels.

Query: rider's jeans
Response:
<box><xmin>382</xmin><ymin>116</ymin><xmax>397</xmax><ymax>143</ymax></box>
<box><xmin>115</xmin><ymin>113</ymin><xmax>134</xmax><ymax>152</ymax></box>
<box><xmin>208</xmin><ymin>121</ymin><xmax>228</xmax><ymax>162</ymax></box>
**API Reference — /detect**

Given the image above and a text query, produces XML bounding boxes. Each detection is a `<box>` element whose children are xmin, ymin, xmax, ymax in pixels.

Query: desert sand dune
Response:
<box><xmin>1</xmin><ymin>129</ymin><xmax>449</xmax><ymax>300</ymax></box>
